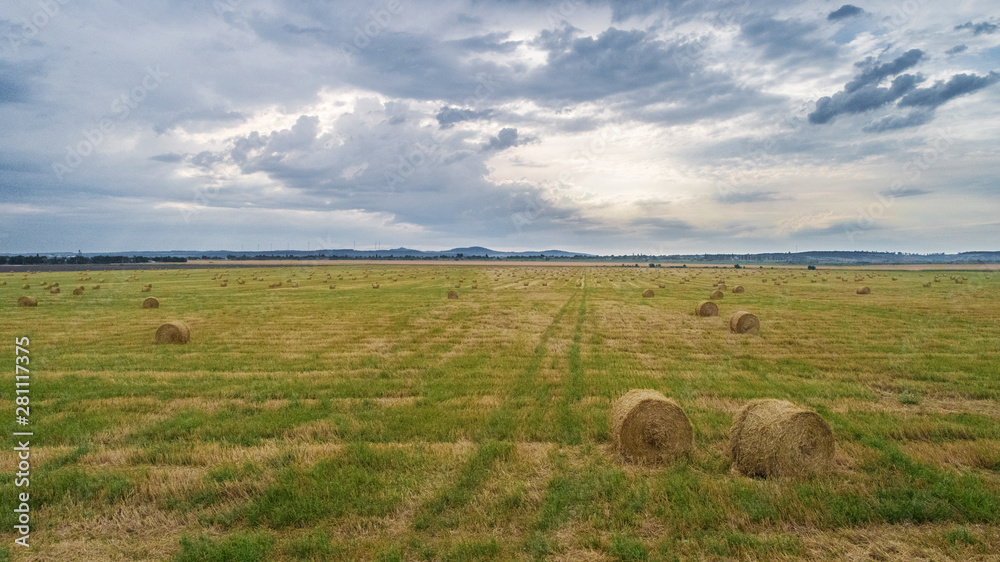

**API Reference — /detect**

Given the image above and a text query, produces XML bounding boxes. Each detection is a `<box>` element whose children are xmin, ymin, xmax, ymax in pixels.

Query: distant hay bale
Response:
<box><xmin>72</xmin><ymin>287</ymin><xmax>84</xmax><ymax>296</ymax></box>
<box><xmin>729</xmin><ymin>311</ymin><xmax>759</xmax><ymax>334</ymax></box>
<box><xmin>642</xmin><ymin>289</ymin><xmax>654</xmax><ymax>298</ymax></box>
<box><xmin>92</xmin><ymin>285</ymin><xmax>100</xmax><ymax>290</ymax></box>
<box><xmin>710</xmin><ymin>290</ymin><xmax>724</xmax><ymax>300</ymax></box>
<box><xmin>611</xmin><ymin>389</ymin><xmax>693</xmax><ymax>464</ymax></box>
<box><xmin>142</xmin><ymin>286</ymin><xmax>151</xmax><ymax>293</ymax></box>
<box><xmin>658</xmin><ymin>283</ymin><xmax>666</xmax><ymax>288</ymax></box>
<box><xmin>733</xmin><ymin>286</ymin><xmax>745</xmax><ymax>293</ymax></box>
<box><xmin>17</xmin><ymin>296</ymin><xmax>37</xmax><ymax>307</ymax></box>
<box><xmin>729</xmin><ymin>399</ymin><xmax>834</xmax><ymax>478</ymax></box>
<box><xmin>329</xmin><ymin>285</ymin><xmax>336</xmax><ymax>289</ymax></box>
<box><xmin>923</xmin><ymin>282</ymin><xmax>931</xmax><ymax>288</ymax></box>
<box><xmin>142</xmin><ymin>297</ymin><xmax>160</xmax><ymax>309</ymax></box>
<box><xmin>22</xmin><ymin>284</ymin><xmax>29</xmax><ymax>290</ymax></box>
<box><xmin>695</xmin><ymin>300</ymin><xmax>718</xmax><ymax>317</ymax></box>
<box><xmin>50</xmin><ymin>288</ymin><xmax>60</xmax><ymax>294</ymax></box>
<box><xmin>155</xmin><ymin>321</ymin><xmax>190</xmax><ymax>344</ymax></box>
<box><xmin>856</xmin><ymin>286</ymin><xmax>871</xmax><ymax>294</ymax></box>
<box><xmin>717</xmin><ymin>283</ymin><xmax>727</xmax><ymax>291</ymax></box>
<box><xmin>447</xmin><ymin>290</ymin><xmax>458</xmax><ymax>299</ymax></box>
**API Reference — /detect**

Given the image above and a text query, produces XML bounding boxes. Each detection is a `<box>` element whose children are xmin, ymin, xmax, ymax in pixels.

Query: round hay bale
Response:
<box><xmin>856</xmin><ymin>286</ymin><xmax>871</xmax><ymax>294</ymax></box>
<box><xmin>695</xmin><ymin>301</ymin><xmax>718</xmax><ymax>317</ymax></box>
<box><xmin>642</xmin><ymin>289</ymin><xmax>654</xmax><ymax>298</ymax></box>
<box><xmin>17</xmin><ymin>296</ymin><xmax>37</xmax><ymax>307</ymax></box>
<box><xmin>717</xmin><ymin>283</ymin><xmax>727</xmax><ymax>291</ymax></box>
<box><xmin>729</xmin><ymin>399</ymin><xmax>834</xmax><ymax>478</ymax></box>
<box><xmin>658</xmin><ymin>283</ymin><xmax>666</xmax><ymax>289</ymax></box>
<box><xmin>142</xmin><ymin>297</ymin><xmax>160</xmax><ymax>309</ymax></box>
<box><xmin>22</xmin><ymin>284</ymin><xmax>30</xmax><ymax>290</ymax></box>
<box><xmin>154</xmin><ymin>321</ymin><xmax>190</xmax><ymax>344</ymax></box>
<box><xmin>92</xmin><ymin>285</ymin><xmax>101</xmax><ymax>290</ymax></box>
<box><xmin>730</xmin><ymin>311</ymin><xmax>759</xmax><ymax>334</ymax></box>
<box><xmin>733</xmin><ymin>286</ymin><xmax>745</xmax><ymax>293</ymax></box>
<box><xmin>72</xmin><ymin>287</ymin><xmax>84</xmax><ymax>296</ymax></box>
<box><xmin>50</xmin><ymin>288</ymin><xmax>60</xmax><ymax>294</ymax></box>
<box><xmin>447</xmin><ymin>290</ymin><xmax>458</xmax><ymax>299</ymax></box>
<box><xmin>612</xmin><ymin>389</ymin><xmax>693</xmax><ymax>464</ymax></box>
<box><xmin>141</xmin><ymin>286</ymin><xmax>151</xmax><ymax>293</ymax></box>
<box><xmin>710</xmin><ymin>290</ymin><xmax>724</xmax><ymax>300</ymax></box>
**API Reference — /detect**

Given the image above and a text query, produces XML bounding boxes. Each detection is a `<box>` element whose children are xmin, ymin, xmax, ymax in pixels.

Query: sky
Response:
<box><xmin>1</xmin><ymin>0</ymin><xmax>998</xmax><ymax>255</ymax></box>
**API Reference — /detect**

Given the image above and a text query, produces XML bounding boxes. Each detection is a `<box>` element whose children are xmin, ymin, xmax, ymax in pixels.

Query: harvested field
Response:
<box><xmin>1</xmin><ymin>264</ymin><xmax>999</xmax><ymax>560</ymax></box>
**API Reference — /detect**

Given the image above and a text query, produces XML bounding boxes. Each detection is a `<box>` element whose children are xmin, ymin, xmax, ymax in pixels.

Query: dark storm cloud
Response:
<box><xmin>897</xmin><ymin>72</ymin><xmax>1000</xmax><ymax>109</ymax></box>
<box><xmin>808</xmin><ymin>73</ymin><xmax>921</xmax><ymax>124</ymax></box>
<box><xmin>740</xmin><ymin>16</ymin><xmax>837</xmax><ymax>61</ymax></box>
<box><xmin>808</xmin><ymin>48</ymin><xmax>999</xmax><ymax>128</ymax></box>
<box><xmin>827</xmin><ymin>5</ymin><xmax>865</xmax><ymax>21</ymax></box>
<box><xmin>483</xmin><ymin>127</ymin><xmax>531</xmax><ymax>151</ymax></box>
<box><xmin>955</xmin><ymin>21</ymin><xmax>998</xmax><ymax>35</ymax></box>
<box><xmin>845</xmin><ymin>50</ymin><xmax>924</xmax><ymax>93</ymax></box>
<box><xmin>436</xmin><ymin>106</ymin><xmax>493</xmax><ymax>128</ymax></box>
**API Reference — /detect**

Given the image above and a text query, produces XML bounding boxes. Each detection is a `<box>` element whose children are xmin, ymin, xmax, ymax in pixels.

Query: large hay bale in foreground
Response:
<box><xmin>729</xmin><ymin>399</ymin><xmax>834</xmax><ymax>478</ymax></box>
<box><xmin>142</xmin><ymin>297</ymin><xmax>160</xmax><ymax>309</ymax></box>
<box><xmin>155</xmin><ymin>321</ymin><xmax>190</xmax><ymax>344</ymax></box>
<box><xmin>695</xmin><ymin>301</ymin><xmax>718</xmax><ymax>317</ymax></box>
<box><xmin>642</xmin><ymin>289</ymin><xmax>654</xmax><ymax>298</ymax></box>
<box><xmin>17</xmin><ymin>296</ymin><xmax>37</xmax><ymax>307</ymax></box>
<box><xmin>612</xmin><ymin>389</ymin><xmax>693</xmax><ymax>464</ymax></box>
<box><xmin>730</xmin><ymin>311</ymin><xmax>759</xmax><ymax>334</ymax></box>
<box><xmin>710</xmin><ymin>290</ymin><xmax>724</xmax><ymax>300</ymax></box>
<box><xmin>857</xmin><ymin>286</ymin><xmax>871</xmax><ymax>294</ymax></box>
<box><xmin>447</xmin><ymin>290</ymin><xmax>458</xmax><ymax>299</ymax></box>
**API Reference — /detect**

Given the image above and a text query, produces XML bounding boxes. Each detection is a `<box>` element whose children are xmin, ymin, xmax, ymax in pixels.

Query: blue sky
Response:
<box><xmin>1</xmin><ymin>1</ymin><xmax>998</xmax><ymax>254</ymax></box>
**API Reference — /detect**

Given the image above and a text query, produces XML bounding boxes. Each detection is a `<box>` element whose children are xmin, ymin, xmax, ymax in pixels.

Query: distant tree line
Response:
<box><xmin>0</xmin><ymin>255</ymin><xmax>187</xmax><ymax>265</ymax></box>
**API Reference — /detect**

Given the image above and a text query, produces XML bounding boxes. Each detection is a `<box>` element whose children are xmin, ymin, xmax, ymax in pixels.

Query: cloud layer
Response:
<box><xmin>0</xmin><ymin>0</ymin><xmax>998</xmax><ymax>254</ymax></box>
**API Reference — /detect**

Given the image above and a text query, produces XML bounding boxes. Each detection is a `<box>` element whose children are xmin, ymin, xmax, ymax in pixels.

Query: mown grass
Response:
<box><xmin>0</xmin><ymin>264</ymin><xmax>998</xmax><ymax>559</ymax></box>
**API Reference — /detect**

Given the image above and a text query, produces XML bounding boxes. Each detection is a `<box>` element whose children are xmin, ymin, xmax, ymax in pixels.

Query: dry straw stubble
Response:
<box><xmin>729</xmin><ymin>399</ymin><xmax>834</xmax><ymax>478</ymax></box>
<box><xmin>611</xmin><ymin>389</ymin><xmax>693</xmax><ymax>465</ymax></box>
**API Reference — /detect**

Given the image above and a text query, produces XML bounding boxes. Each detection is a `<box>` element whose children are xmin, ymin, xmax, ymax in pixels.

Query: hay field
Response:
<box><xmin>1</xmin><ymin>265</ymin><xmax>999</xmax><ymax>561</ymax></box>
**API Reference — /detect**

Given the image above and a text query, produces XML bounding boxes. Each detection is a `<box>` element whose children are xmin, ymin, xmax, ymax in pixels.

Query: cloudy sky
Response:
<box><xmin>2</xmin><ymin>1</ymin><xmax>998</xmax><ymax>254</ymax></box>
